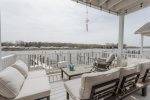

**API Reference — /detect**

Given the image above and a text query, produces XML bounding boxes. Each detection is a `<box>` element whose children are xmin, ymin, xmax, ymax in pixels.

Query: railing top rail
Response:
<box><xmin>2</xmin><ymin>54</ymin><xmax>17</xmax><ymax>60</ymax></box>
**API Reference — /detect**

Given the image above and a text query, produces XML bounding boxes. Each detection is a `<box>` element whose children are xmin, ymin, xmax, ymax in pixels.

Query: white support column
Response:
<box><xmin>117</xmin><ymin>15</ymin><xmax>125</xmax><ymax>66</ymax></box>
<box><xmin>141</xmin><ymin>34</ymin><xmax>144</xmax><ymax>56</ymax></box>
<box><xmin>0</xmin><ymin>11</ymin><xmax>2</xmax><ymax>71</ymax></box>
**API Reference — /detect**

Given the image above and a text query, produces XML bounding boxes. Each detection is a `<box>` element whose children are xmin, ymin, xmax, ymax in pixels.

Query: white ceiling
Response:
<box><xmin>73</xmin><ymin>0</ymin><xmax>150</xmax><ymax>15</ymax></box>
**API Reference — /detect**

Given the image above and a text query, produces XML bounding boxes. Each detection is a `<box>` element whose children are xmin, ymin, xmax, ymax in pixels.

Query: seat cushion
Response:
<box><xmin>12</xmin><ymin>60</ymin><xmax>29</xmax><ymax>78</ymax></box>
<box><xmin>119</xmin><ymin>64</ymin><xmax>141</xmax><ymax>78</ymax></box>
<box><xmin>139</xmin><ymin>60</ymin><xmax>150</xmax><ymax>78</ymax></box>
<box><xmin>80</xmin><ymin>68</ymin><xmax>120</xmax><ymax>99</ymax></box>
<box><xmin>0</xmin><ymin>67</ymin><xmax>25</xmax><ymax>99</ymax></box>
<box><xmin>14</xmin><ymin>77</ymin><xmax>50</xmax><ymax>100</ymax></box>
<box><xmin>27</xmin><ymin>70</ymin><xmax>46</xmax><ymax>79</ymax></box>
<box><xmin>64</xmin><ymin>78</ymin><xmax>81</xmax><ymax>100</ymax></box>
<box><xmin>0</xmin><ymin>96</ymin><xmax>9</xmax><ymax>100</ymax></box>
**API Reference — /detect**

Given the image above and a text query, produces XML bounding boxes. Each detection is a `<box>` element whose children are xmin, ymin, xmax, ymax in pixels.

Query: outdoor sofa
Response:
<box><xmin>64</xmin><ymin>59</ymin><xmax>150</xmax><ymax>100</ymax></box>
<box><xmin>0</xmin><ymin>60</ymin><xmax>50</xmax><ymax>100</ymax></box>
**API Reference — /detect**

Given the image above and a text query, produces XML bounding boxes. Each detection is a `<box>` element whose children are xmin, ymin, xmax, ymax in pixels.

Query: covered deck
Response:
<box><xmin>0</xmin><ymin>0</ymin><xmax>150</xmax><ymax>100</ymax></box>
<box><xmin>1</xmin><ymin>51</ymin><xmax>150</xmax><ymax>100</ymax></box>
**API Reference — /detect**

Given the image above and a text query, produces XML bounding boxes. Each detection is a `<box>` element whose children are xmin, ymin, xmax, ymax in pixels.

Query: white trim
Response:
<box><xmin>0</xmin><ymin>11</ymin><xmax>2</xmax><ymax>71</ymax></box>
<box><xmin>141</xmin><ymin>35</ymin><xmax>144</xmax><ymax>55</ymax></box>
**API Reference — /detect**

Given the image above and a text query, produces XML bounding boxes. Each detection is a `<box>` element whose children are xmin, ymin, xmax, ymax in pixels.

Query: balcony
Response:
<box><xmin>1</xmin><ymin>49</ymin><xmax>150</xmax><ymax>100</ymax></box>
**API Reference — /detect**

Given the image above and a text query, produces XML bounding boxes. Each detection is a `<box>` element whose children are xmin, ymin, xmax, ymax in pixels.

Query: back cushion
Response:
<box><xmin>80</xmin><ymin>68</ymin><xmax>120</xmax><ymax>99</ymax></box>
<box><xmin>139</xmin><ymin>60</ymin><xmax>150</xmax><ymax>78</ymax></box>
<box><xmin>120</xmin><ymin>64</ymin><xmax>140</xmax><ymax>78</ymax></box>
<box><xmin>0</xmin><ymin>67</ymin><xmax>25</xmax><ymax>99</ymax></box>
<box><xmin>106</xmin><ymin>53</ymin><xmax>115</xmax><ymax>63</ymax></box>
<box><xmin>127</xmin><ymin>58</ymin><xmax>149</xmax><ymax>66</ymax></box>
<box><xmin>12</xmin><ymin>60</ymin><xmax>28</xmax><ymax>78</ymax></box>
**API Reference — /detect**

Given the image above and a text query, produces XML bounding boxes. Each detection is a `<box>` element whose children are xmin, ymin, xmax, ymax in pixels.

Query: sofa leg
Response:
<box><xmin>35</xmin><ymin>96</ymin><xmax>50</xmax><ymax>100</ymax></box>
<box><xmin>67</xmin><ymin>92</ymin><xmax>69</xmax><ymax>100</ymax></box>
<box><xmin>46</xmin><ymin>96</ymin><xmax>50</xmax><ymax>100</ymax></box>
<box><xmin>142</xmin><ymin>86</ymin><xmax>147</xmax><ymax>97</ymax></box>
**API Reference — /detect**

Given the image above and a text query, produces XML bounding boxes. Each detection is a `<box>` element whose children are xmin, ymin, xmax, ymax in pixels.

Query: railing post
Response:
<box><xmin>84</xmin><ymin>53</ymin><xmax>85</xmax><ymax>64</ymax></box>
<box><xmin>69</xmin><ymin>53</ymin><xmax>72</xmax><ymax>64</ymax></box>
<box><xmin>77</xmin><ymin>53</ymin><xmax>78</xmax><ymax>64</ymax></box>
<box><xmin>88</xmin><ymin>52</ymin><xmax>89</xmax><ymax>64</ymax></box>
<box><xmin>57</xmin><ymin>54</ymin><xmax>59</xmax><ymax>67</ymax></box>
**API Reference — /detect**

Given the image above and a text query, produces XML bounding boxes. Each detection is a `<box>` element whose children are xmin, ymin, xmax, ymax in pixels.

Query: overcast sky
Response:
<box><xmin>1</xmin><ymin>0</ymin><xmax>150</xmax><ymax>46</ymax></box>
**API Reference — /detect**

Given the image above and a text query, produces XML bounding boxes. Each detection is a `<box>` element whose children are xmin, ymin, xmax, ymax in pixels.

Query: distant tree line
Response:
<box><xmin>2</xmin><ymin>41</ymin><xmax>127</xmax><ymax>49</ymax></box>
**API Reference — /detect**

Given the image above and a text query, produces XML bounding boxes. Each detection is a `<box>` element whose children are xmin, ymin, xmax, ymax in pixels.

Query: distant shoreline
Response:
<box><xmin>2</xmin><ymin>47</ymin><xmax>106</xmax><ymax>51</ymax></box>
<box><xmin>2</xmin><ymin>46</ymin><xmax>150</xmax><ymax>51</ymax></box>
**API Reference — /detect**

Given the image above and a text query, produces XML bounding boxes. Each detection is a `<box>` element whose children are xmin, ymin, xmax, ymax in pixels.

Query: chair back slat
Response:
<box><xmin>90</xmin><ymin>78</ymin><xmax>120</xmax><ymax>100</ymax></box>
<box><xmin>119</xmin><ymin>72</ymin><xmax>140</xmax><ymax>94</ymax></box>
<box><xmin>143</xmin><ymin>68</ymin><xmax>150</xmax><ymax>82</ymax></box>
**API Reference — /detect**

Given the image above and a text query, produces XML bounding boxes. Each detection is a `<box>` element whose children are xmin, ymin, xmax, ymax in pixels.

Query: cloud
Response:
<box><xmin>1</xmin><ymin>0</ymin><xmax>150</xmax><ymax>46</ymax></box>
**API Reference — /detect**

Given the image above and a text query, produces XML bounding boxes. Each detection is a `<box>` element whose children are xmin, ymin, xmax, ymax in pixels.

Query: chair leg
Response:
<box><xmin>47</xmin><ymin>96</ymin><xmax>50</xmax><ymax>100</ymax></box>
<box><xmin>142</xmin><ymin>86</ymin><xmax>147</xmax><ymax>97</ymax></box>
<box><xmin>67</xmin><ymin>92</ymin><xmax>69</xmax><ymax>100</ymax></box>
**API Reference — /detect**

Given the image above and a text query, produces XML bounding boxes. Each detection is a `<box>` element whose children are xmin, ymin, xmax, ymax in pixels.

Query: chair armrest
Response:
<box><xmin>96</xmin><ymin>58</ymin><xmax>106</xmax><ymax>62</ymax></box>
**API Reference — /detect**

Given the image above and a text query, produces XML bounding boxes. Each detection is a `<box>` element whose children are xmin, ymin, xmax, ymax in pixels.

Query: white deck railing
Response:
<box><xmin>18</xmin><ymin>51</ymin><xmax>149</xmax><ymax>67</ymax></box>
<box><xmin>1</xmin><ymin>54</ymin><xmax>17</xmax><ymax>71</ymax></box>
<box><xmin>1</xmin><ymin>50</ymin><xmax>150</xmax><ymax>73</ymax></box>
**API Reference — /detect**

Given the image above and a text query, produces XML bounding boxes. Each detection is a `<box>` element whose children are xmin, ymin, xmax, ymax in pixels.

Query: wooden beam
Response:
<box><xmin>107</xmin><ymin>0</ymin><xmax>122</xmax><ymax>9</ymax></box>
<box><xmin>72</xmin><ymin>0</ymin><xmax>118</xmax><ymax>15</ymax></box>
<box><xmin>99</xmin><ymin>0</ymin><xmax>108</xmax><ymax>6</ymax></box>
<box><xmin>90</xmin><ymin>0</ymin><xmax>99</xmax><ymax>6</ymax></box>
<box><xmin>114</xmin><ymin>0</ymin><xmax>138</xmax><ymax>11</ymax></box>
<box><xmin>119</xmin><ymin>0</ymin><xmax>150</xmax><ymax>15</ymax></box>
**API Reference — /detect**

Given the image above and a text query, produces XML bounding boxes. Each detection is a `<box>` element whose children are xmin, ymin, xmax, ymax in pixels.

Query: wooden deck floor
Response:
<box><xmin>48</xmin><ymin>73</ymin><xmax>150</xmax><ymax>100</ymax></box>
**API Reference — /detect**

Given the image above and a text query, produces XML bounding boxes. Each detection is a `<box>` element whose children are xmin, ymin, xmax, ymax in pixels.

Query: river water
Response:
<box><xmin>2</xmin><ymin>48</ymin><xmax>150</xmax><ymax>57</ymax></box>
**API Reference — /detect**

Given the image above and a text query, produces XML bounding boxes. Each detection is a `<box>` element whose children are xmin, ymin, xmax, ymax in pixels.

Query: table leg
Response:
<box><xmin>142</xmin><ymin>86</ymin><xmax>147</xmax><ymax>96</ymax></box>
<box><xmin>67</xmin><ymin>92</ymin><xmax>69</xmax><ymax>100</ymax></box>
<box><xmin>61</xmin><ymin>70</ymin><xmax>63</xmax><ymax>79</ymax></box>
<box><xmin>69</xmin><ymin>76</ymin><xmax>71</xmax><ymax>80</ymax></box>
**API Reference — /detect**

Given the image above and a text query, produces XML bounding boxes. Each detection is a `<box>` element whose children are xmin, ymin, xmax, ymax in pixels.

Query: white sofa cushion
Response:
<box><xmin>127</xmin><ymin>58</ymin><xmax>149</xmax><ymax>66</ymax></box>
<box><xmin>12</xmin><ymin>60</ymin><xmax>28</xmax><ymax>78</ymax></box>
<box><xmin>0</xmin><ymin>96</ymin><xmax>8</xmax><ymax>100</ymax></box>
<box><xmin>0</xmin><ymin>67</ymin><xmax>25</xmax><ymax>99</ymax></box>
<box><xmin>27</xmin><ymin>70</ymin><xmax>46</xmax><ymax>79</ymax></box>
<box><xmin>119</xmin><ymin>64</ymin><xmax>140</xmax><ymax>78</ymax></box>
<box><xmin>64</xmin><ymin>78</ymin><xmax>81</xmax><ymax>100</ymax></box>
<box><xmin>80</xmin><ymin>68</ymin><xmax>120</xmax><ymax>99</ymax></box>
<box><xmin>139</xmin><ymin>60</ymin><xmax>150</xmax><ymax>78</ymax></box>
<box><xmin>14</xmin><ymin>77</ymin><xmax>50</xmax><ymax>100</ymax></box>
